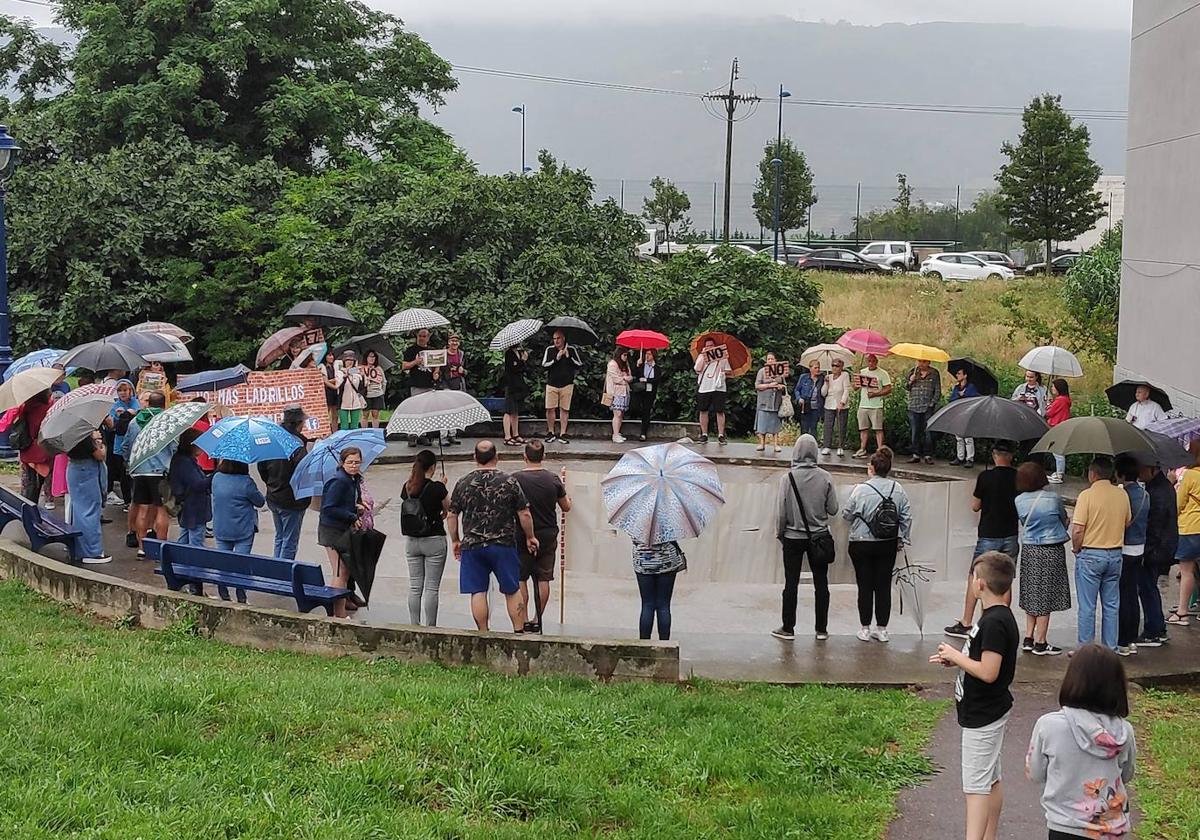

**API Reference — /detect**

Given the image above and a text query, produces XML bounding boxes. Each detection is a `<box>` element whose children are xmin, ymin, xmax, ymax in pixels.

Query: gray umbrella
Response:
<box><xmin>544</xmin><ymin>315</ymin><xmax>598</xmax><ymax>346</ymax></box>
<box><xmin>1032</xmin><ymin>416</ymin><xmax>1155</xmax><ymax>457</ymax></box>
<box><xmin>331</xmin><ymin>333</ymin><xmax>397</xmax><ymax>370</ymax></box>
<box><xmin>283</xmin><ymin>300</ymin><xmax>358</xmax><ymax>328</ymax></box>
<box><xmin>927</xmin><ymin>395</ymin><xmax>1049</xmax><ymax>441</ymax></box>
<box><xmin>1129</xmin><ymin>430</ymin><xmax>1192</xmax><ymax>470</ymax></box>
<box><xmin>57</xmin><ymin>340</ymin><xmax>146</xmax><ymax>372</ymax></box>
<box><xmin>37</xmin><ymin>393</ymin><xmax>112</xmax><ymax>454</ymax></box>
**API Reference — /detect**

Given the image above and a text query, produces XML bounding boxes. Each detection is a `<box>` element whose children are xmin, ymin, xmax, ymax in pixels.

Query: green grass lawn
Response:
<box><xmin>1135</xmin><ymin>688</ymin><xmax>1200</xmax><ymax>840</ymax></box>
<box><xmin>0</xmin><ymin>581</ymin><xmax>942</xmax><ymax>839</ymax></box>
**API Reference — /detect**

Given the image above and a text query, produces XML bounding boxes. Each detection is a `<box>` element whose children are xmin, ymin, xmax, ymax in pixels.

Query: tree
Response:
<box><xmin>996</xmin><ymin>94</ymin><xmax>1104</xmax><ymax>273</ymax></box>
<box><xmin>642</xmin><ymin>176</ymin><xmax>691</xmax><ymax>242</ymax></box>
<box><xmin>892</xmin><ymin>173</ymin><xmax>918</xmax><ymax>239</ymax></box>
<box><xmin>751</xmin><ymin>137</ymin><xmax>816</xmax><ymax>236</ymax></box>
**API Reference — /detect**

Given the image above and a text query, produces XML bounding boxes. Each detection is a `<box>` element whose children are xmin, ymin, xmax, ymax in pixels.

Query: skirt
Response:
<box><xmin>754</xmin><ymin>408</ymin><xmax>783</xmax><ymax>435</ymax></box>
<box><xmin>612</xmin><ymin>392</ymin><xmax>630</xmax><ymax>412</ymax></box>
<box><xmin>1018</xmin><ymin>543</ymin><xmax>1072</xmax><ymax>615</ymax></box>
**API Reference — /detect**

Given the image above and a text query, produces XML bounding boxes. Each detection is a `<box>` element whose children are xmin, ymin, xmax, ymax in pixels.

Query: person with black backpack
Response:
<box><xmin>841</xmin><ymin>446</ymin><xmax>912</xmax><ymax>643</ymax></box>
<box><xmin>400</xmin><ymin>449</ymin><xmax>449</xmax><ymax>626</ymax></box>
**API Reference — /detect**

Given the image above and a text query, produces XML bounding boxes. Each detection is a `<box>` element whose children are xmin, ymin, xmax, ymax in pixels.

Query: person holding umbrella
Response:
<box><xmin>1125</xmin><ymin>384</ymin><xmax>1167</xmax><ymax>430</ymax></box>
<box><xmin>604</xmin><ymin>347</ymin><xmax>633</xmax><ymax>443</ymax></box>
<box><xmin>403</xmin><ymin>328</ymin><xmax>440</xmax><ymax>446</ymax></box>
<box><xmin>947</xmin><ymin>366</ymin><xmax>980</xmax><ymax>467</ymax></box>
<box><xmin>1071</xmin><ymin>456</ymin><xmax>1132</xmax><ymax>650</ymax></box>
<box><xmin>17</xmin><ymin>389</ymin><xmax>53</xmax><ymax>508</ymax></box>
<box><xmin>1046</xmin><ymin>379</ymin><xmax>1072</xmax><ymax>483</ymax></box>
<box><xmin>256</xmin><ymin>406</ymin><xmax>310</xmax><ymax>561</ymax></box>
<box><xmin>442</xmin><ymin>335</ymin><xmax>467</xmax><ymax>445</ymax></box>
<box><xmin>105</xmin><ymin>379</ymin><xmax>139</xmax><ymax>506</ymax></box>
<box><xmin>318</xmin><ymin>447</ymin><xmax>363</xmax><ymax>619</ymax></box>
<box><xmin>631</xmin><ymin>349</ymin><xmax>660</xmax><ymax>442</ymax></box>
<box><xmin>904</xmin><ymin>359</ymin><xmax>941</xmax><ymax>465</ymax></box>
<box><xmin>694</xmin><ymin>336</ymin><xmax>732</xmax><ymax>446</ymax></box>
<box><xmin>66</xmin><ymin>428</ymin><xmax>110</xmax><ymax>564</ymax></box>
<box><xmin>502</xmin><ymin>344</ymin><xmax>529</xmax><ymax>447</ymax></box>
<box><xmin>542</xmin><ymin>329</ymin><xmax>583</xmax><ymax>444</ymax></box>
<box><xmin>1115</xmin><ymin>455</ymin><xmax>1150</xmax><ymax>656</ymax></box>
<box><xmin>122</xmin><ymin>391</ymin><xmax>174</xmax><ymax>559</ymax></box>
<box><xmin>211</xmin><ymin>459</ymin><xmax>265</xmax><ymax>558</ymax></box>
<box><xmin>820</xmin><ymin>358</ymin><xmax>851</xmax><ymax>457</ymax></box>
<box><xmin>169</xmin><ymin>428</ymin><xmax>212</xmax><ymax>548</ymax></box>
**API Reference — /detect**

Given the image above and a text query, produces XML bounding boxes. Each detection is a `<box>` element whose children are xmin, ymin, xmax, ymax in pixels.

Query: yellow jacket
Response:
<box><xmin>1177</xmin><ymin>467</ymin><xmax>1200</xmax><ymax>536</ymax></box>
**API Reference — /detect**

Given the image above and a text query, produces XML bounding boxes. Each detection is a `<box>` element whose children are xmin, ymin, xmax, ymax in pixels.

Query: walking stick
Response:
<box><xmin>559</xmin><ymin>465</ymin><xmax>567</xmax><ymax>626</ymax></box>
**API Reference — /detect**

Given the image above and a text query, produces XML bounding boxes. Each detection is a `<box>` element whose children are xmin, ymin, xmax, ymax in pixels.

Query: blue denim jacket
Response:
<box><xmin>793</xmin><ymin>372</ymin><xmax>825</xmax><ymax>411</ymax></box>
<box><xmin>1123</xmin><ymin>481</ymin><xmax>1149</xmax><ymax>550</ymax></box>
<box><xmin>1015</xmin><ymin>490</ymin><xmax>1069</xmax><ymax>545</ymax></box>
<box><xmin>842</xmin><ymin>477</ymin><xmax>912</xmax><ymax>543</ymax></box>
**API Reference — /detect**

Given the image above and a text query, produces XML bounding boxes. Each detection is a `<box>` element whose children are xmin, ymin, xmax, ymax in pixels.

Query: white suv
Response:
<box><xmin>859</xmin><ymin>241</ymin><xmax>915</xmax><ymax>272</ymax></box>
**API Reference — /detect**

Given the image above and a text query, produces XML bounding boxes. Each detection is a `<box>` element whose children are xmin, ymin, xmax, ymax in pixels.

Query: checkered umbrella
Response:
<box><xmin>489</xmin><ymin>318</ymin><xmax>543</xmax><ymax>352</ymax></box>
<box><xmin>47</xmin><ymin>382</ymin><xmax>117</xmax><ymax>420</ymax></box>
<box><xmin>386</xmin><ymin>390</ymin><xmax>490</xmax><ymax>437</ymax></box>
<box><xmin>126</xmin><ymin>401</ymin><xmax>212</xmax><ymax>473</ymax></box>
<box><xmin>380</xmin><ymin>308</ymin><xmax>450</xmax><ymax>335</ymax></box>
<box><xmin>1147</xmin><ymin>416</ymin><xmax>1200</xmax><ymax>448</ymax></box>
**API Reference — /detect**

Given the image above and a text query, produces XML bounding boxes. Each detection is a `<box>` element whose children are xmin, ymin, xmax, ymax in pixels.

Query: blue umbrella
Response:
<box><xmin>601</xmin><ymin>443</ymin><xmax>725</xmax><ymax>544</ymax></box>
<box><xmin>195</xmin><ymin>416</ymin><xmax>303</xmax><ymax>464</ymax></box>
<box><xmin>177</xmin><ymin>364</ymin><xmax>251</xmax><ymax>393</ymax></box>
<box><xmin>290</xmin><ymin>428</ymin><xmax>387</xmax><ymax>499</ymax></box>
<box><xmin>3</xmin><ymin>348</ymin><xmax>68</xmax><ymax>381</ymax></box>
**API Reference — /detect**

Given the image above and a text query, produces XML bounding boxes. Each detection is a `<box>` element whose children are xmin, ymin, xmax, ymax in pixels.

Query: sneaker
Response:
<box><xmin>1134</xmin><ymin>635</ymin><xmax>1163</xmax><ymax>648</ymax></box>
<box><xmin>853</xmin><ymin>449</ymin><xmax>868</xmax><ymax>459</ymax></box>
<box><xmin>870</xmin><ymin>627</ymin><xmax>890</xmax><ymax>643</ymax></box>
<box><xmin>522</xmin><ymin>621</ymin><xmax>542</xmax><ymax>634</ymax></box>
<box><xmin>81</xmin><ymin>555</ymin><xmax>113</xmax><ymax>565</ymax></box>
<box><xmin>638</xmin><ymin>434</ymin><xmax>647</xmax><ymax>442</ymax></box>
<box><xmin>908</xmin><ymin>455</ymin><xmax>921</xmax><ymax>463</ymax></box>
<box><xmin>1155</xmin><ymin>633</ymin><xmax>1171</xmax><ymax>644</ymax></box>
<box><xmin>1022</xmin><ymin>636</ymin><xmax>1035</xmax><ymax>652</ymax></box>
<box><xmin>105</xmin><ymin>491</ymin><xmax>124</xmax><ymax>506</ymax></box>
<box><xmin>944</xmin><ymin>621</ymin><xmax>972</xmax><ymax>639</ymax></box>
<box><xmin>698</xmin><ymin>435</ymin><xmax>710</xmax><ymax>444</ymax></box>
<box><xmin>125</xmin><ymin>530</ymin><xmax>138</xmax><ymax>548</ymax></box>
<box><xmin>1048</xmin><ymin>472</ymin><xmax>1064</xmax><ymax>484</ymax></box>
<box><xmin>815</xmin><ymin>631</ymin><xmax>829</xmax><ymax>641</ymax></box>
<box><xmin>821</xmin><ymin>447</ymin><xmax>831</xmax><ymax>456</ymax></box>
<box><xmin>612</xmin><ymin>434</ymin><xmax>626</xmax><ymax>443</ymax></box>
<box><xmin>1115</xmin><ymin>645</ymin><xmax>1137</xmax><ymax>657</ymax></box>
<box><xmin>145</xmin><ymin>529</ymin><xmax>157</xmax><ymax>541</ymax></box>
<box><xmin>962</xmin><ymin>461</ymin><xmax>974</xmax><ymax>469</ymax></box>
<box><xmin>135</xmin><ymin>549</ymin><xmax>146</xmax><ymax>560</ymax></box>
<box><xmin>543</xmin><ymin>433</ymin><xmax>557</xmax><ymax>442</ymax></box>
<box><xmin>836</xmin><ymin>448</ymin><xmax>845</xmax><ymax>457</ymax></box>
<box><xmin>771</xmin><ymin>626</ymin><xmax>795</xmax><ymax>641</ymax></box>
<box><xmin>948</xmin><ymin>457</ymin><xmax>962</xmax><ymax>466</ymax></box>
<box><xmin>924</xmin><ymin>456</ymin><xmax>934</xmax><ymax>465</ymax></box>
<box><xmin>558</xmin><ymin>435</ymin><xmax>570</xmax><ymax>444</ymax></box>
<box><xmin>718</xmin><ymin>435</ymin><xmax>727</xmax><ymax>445</ymax></box>
<box><xmin>42</xmin><ymin>500</ymin><xmax>55</xmax><ymax>511</ymax></box>
<box><xmin>856</xmin><ymin>627</ymin><xmax>871</xmax><ymax>642</ymax></box>
<box><xmin>1033</xmin><ymin>642</ymin><xmax>1063</xmax><ymax>656</ymax></box>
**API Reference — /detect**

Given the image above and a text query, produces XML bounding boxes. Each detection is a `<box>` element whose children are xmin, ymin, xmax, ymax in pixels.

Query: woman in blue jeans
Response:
<box><xmin>212</xmin><ymin>458</ymin><xmax>265</xmax><ymax>602</ymax></box>
<box><xmin>794</xmin><ymin>360</ymin><xmax>825</xmax><ymax>439</ymax></box>
<box><xmin>632</xmin><ymin>539</ymin><xmax>686</xmax><ymax>640</ymax></box>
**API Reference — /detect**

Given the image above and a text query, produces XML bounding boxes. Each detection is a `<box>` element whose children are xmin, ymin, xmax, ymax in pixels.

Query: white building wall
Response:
<box><xmin>1116</xmin><ymin>1</ymin><xmax>1200</xmax><ymax>415</ymax></box>
<box><xmin>1062</xmin><ymin>175</ymin><xmax>1125</xmax><ymax>252</ymax></box>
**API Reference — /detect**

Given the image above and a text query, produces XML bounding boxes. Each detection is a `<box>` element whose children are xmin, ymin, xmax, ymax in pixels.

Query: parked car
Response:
<box><xmin>859</xmin><ymin>241</ymin><xmax>917</xmax><ymax>271</ymax></box>
<box><xmin>919</xmin><ymin>253</ymin><xmax>1016</xmax><ymax>281</ymax></box>
<box><xmin>759</xmin><ymin>244</ymin><xmax>814</xmax><ymax>266</ymax></box>
<box><xmin>1023</xmin><ymin>253</ymin><xmax>1080</xmax><ymax>275</ymax></box>
<box><xmin>968</xmin><ymin>251</ymin><xmax>1018</xmax><ymax>271</ymax></box>
<box><xmin>795</xmin><ymin>248</ymin><xmax>892</xmax><ymax>274</ymax></box>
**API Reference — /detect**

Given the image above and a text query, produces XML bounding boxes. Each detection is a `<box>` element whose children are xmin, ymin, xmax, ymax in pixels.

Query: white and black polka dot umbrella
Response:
<box><xmin>489</xmin><ymin>318</ymin><xmax>543</xmax><ymax>352</ymax></box>
<box><xmin>385</xmin><ymin>390</ymin><xmax>491</xmax><ymax>437</ymax></box>
<box><xmin>380</xmin><ymin>308</ymin><xmax>450</xmax><ymax>335</ymax></box>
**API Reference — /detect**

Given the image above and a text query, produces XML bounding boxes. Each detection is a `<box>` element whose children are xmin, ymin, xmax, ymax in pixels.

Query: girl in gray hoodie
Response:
<box><xmin>1026</xmin><ymin>644</ymin><xmax>1136</xmax><ymax>839</ymax></box>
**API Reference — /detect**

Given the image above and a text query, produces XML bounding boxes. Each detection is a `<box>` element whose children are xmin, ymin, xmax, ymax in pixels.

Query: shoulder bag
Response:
<box><xmin>788</xmin><ymin>473</ymin><xmax>835</xmax><ymax>565</ymax></box>
<box><xmin>777</xmin><ymin>392</ymin><xmax>795</xmax><ymax>420</ymax></box>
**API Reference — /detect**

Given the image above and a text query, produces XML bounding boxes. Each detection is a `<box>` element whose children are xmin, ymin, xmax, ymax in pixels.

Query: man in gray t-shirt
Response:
<box><xmin>512</xmin><ymin>440</ymin><xmax>572</xmax><ymax>632</ymax></box>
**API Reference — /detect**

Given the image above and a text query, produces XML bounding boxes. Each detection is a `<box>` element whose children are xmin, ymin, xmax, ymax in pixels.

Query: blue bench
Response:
<box><xmin>0</xmin><ymin>484</ymin><xmax>83</xmax><ymax>562</ymax></box>
<box><xmin>143</xmin><ymin>539</ymin><xmax>361</xmax><ymax>615</ymax></box>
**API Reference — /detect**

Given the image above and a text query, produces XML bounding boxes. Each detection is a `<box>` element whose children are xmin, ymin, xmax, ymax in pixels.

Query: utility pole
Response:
<box><xmin>703</xmin><ymin>58</ymin><xmax>760</xmax><ymax>243</ymax></box>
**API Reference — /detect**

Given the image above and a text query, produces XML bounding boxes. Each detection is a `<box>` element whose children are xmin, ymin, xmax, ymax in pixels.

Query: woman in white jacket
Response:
<box><xmin>821</xmin><ymin>358</ymin><xmax>852</xmax><ymax>456</ymax></box>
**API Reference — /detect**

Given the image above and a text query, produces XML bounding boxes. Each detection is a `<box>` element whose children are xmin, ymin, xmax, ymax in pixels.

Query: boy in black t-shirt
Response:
<box><xmin>930</xmin><ymin>550</ymin><xmax>1019</xmax><ymax>840</ymax></box>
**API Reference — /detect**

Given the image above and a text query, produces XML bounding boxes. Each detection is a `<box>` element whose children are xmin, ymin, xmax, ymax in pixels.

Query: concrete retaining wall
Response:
<box><xmin>0</xmin><ymin>539</ymin><xmax>679</xmax><ymax>683</ymax></box>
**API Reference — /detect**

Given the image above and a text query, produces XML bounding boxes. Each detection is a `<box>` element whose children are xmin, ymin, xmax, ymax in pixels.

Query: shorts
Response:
<box><xmin>545</xmin><ymin>384</ymin><xmax>575</xmax><ymax>411</ymax></box>
<box><xmin>1176</xmin><ymin>533</ymin><xmax>1200</xmax><ymax>562</ymax></box>
<box><xmin>697</xmin><ymin>390</ymin><xmax>727</xmax><ymax>413</ymax></box>
<box><xmin>460</xmin><ymin>544</ymin><xmax>521</xmax><ymax>595</ymax></box>
<box><xmin>973</xmin><ymin>536</ymin><xmax>1020</xmax><ymax>563</ymax></box>
<box><xmin>365</xmin><ymin>395</ymin><xmax>386</xmax><ymax>411</ymax></box>
<box><xmin>961</xmin><ymin>713</ymin><xmax>1009</xmax><ymax>794</ymax></box>
<box><xmin>857</xmin><ymin>407</ymin><xmax>884</xmax><ymax>430</ymax></box>
<box><xmin>131</xmin><ymin>475</ymin><xmax>164</xmax><ymax>506</ymax></box>
<box><xmin>519</xmin><ymin>527</ymin><xmax>559</xmax><ymax>581</ymax></box>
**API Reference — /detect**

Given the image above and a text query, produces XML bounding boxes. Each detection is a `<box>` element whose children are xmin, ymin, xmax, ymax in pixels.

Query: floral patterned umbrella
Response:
<box><xmin>602</xmin><ymin>443</ymin><xmax>725</xmax><ymax>544</ymax></box>
<box><xmin>126</xmin><ymin>402</ymin><xmax>211</xmax><ymax>473</ymax></box>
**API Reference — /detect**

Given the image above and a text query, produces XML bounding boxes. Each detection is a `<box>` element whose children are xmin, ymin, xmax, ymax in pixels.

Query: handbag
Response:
<box><xmin>788</xmin><ymin>473</ymin><xmax>836</xmax><ymax>565</ymax></box>
<box><xmin>778</xmin><ymin>394</ymin><xmax>795</xmax><ymax>420</ymax></box>
<box><xmin>601</xmin><ymin>392</ymin><xmax>614</xmax><ymax>407</ymax></box>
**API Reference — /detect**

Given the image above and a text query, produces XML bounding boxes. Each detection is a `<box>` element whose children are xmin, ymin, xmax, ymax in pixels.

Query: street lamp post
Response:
<box><xmin>511</xmin><ymin>104</ymin><xmax>526</xmax><ymax>175</ymax></box>
<box><xmin>0</xmin><ymin>125</ymin><xmax>21</xmax><ymax>459</ymax></box>
<box><xmin>772</xmin><ymin>85</ymin><xmax>791</xmax><ymax>262</ymax></box>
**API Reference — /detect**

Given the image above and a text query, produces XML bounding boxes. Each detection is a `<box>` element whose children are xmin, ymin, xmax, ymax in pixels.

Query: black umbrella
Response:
<box><xmin>57</xmin><ymin>340</ymin><xmax>146</xmax><ymax>372</ymax></box>
<box><xmin>1106</xmin><ymin>380</ymin><xmax>1172</xmax><ymax>412</ymax></box>
<box><xmin>927</xmin><ymin>395</ymin><xmax>1049</xmax><ymax>440</ymax></box>
<box><xmin>544</xmin><ymin>315</ymin><xmax>599</xmax><ymax>346</ymax></box>
<box><xmin>337</xmin><ymin>527</ymin><xmax>386</xmax><ymax>604</ymax></box>
<box><xmin>283</xmin><ymin>300</ymin><xmax>358</xmax><ymax>328</ymax></box>
<box><xmin>331</xmin><ymin>333</ymin><xmax>397</xmax><ymax>371</ymax></box>
<box><xmin>947</xmin><ymin>357</ymin><xmax>999</xmax><ymax>396</ymax></box>
<box><xmin>177</xmin><ymin>364</ymin><xmax>251</xmax><ymax>393</ymax></box>
<box><xmin>1128</xmin><ymin>430</ymin><xmax>1192</xmax><ymax>470</ymax></box>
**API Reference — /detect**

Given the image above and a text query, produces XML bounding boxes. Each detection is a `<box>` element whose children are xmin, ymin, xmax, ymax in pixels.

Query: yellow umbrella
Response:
<box><xmin>0</xmin><ymin>367</ymin><xmax>62</xmax><ymax>413</ymax></box>
<box><xmin>889</xmin><ymin>343</ymin><xmax>951</xmax><ymax>363</ymax></box>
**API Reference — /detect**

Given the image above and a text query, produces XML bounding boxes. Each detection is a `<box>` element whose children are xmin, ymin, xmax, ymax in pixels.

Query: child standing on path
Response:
<box><xmin>930</xmin><ymin>551</ymin><xmax>1020</xmax><ymax>840</ymax></box>
<box><xmin>1026</xmin><ymin>644</ymin><xmax>1136</xmax><ymax>839</ymax></box>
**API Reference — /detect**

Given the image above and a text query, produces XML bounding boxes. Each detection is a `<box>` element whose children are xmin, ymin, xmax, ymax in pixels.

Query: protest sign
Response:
<box><xmin>178</xmin><ymin>368</ymin><xmax>331</xmax><ymax>439</ymax></box>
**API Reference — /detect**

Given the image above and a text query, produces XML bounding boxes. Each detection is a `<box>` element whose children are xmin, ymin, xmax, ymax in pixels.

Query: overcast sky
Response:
<box><xmin>392</xmin><ymin>0</ymin><xmax>1132</xmax><ymax>31</ymax></box>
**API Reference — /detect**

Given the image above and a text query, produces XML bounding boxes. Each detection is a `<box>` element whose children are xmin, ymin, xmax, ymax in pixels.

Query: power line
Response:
<box><xmin>451</xmin><ymin>64</ymin><xmax>1127</xmax><ymax>121</ymax></box>
<box><xmin>1</xmin><ymin>0</ymin><xmax>60</xmax><ymax>10</ymax></box>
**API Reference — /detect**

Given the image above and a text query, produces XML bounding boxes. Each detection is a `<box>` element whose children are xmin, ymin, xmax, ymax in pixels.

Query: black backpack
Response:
<box><xmin>862</xmin><ymin>482</ymin><xmax>901</xmax><ymax>540</ymax></box>
<box><xmin>400</xmin><ymin>481</ymin><xmax>436</xmax><ymax>537</ymax></box>
<box><xmin>8</xmin><ymin>413</ymin><xmax>32</xmax><ymax>451</ymax></box>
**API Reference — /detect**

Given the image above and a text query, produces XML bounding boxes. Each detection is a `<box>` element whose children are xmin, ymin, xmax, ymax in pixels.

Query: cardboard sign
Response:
<box><xmin>178</xmin><ymin>368</ymin><xmax>331</xmax><ymax>439</ymax></box>
<box><xmin>420</xmin><ymin>349</ymin><xmax>448</xmax><ymax>368</ymax></box>
<box><xmin>855</xmin><ymin>374</ymin><xmax>881</xmax><ymax>389</ymax></box>
<box><xmin>704</xmin><ymin>345</ymin><xmax>727</xmax><ymax>361</ymax></box>
<box><xmin>767</xmin><ymin>362</ymin><xmax>790</xmax><ymax>378</ymax></box>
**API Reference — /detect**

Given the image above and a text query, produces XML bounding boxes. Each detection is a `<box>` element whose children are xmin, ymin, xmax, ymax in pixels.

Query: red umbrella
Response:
<box><xmin>836</xmin><ymin>328</ymin><xmax>892</xmax><ymax>356</ymax></box>
<box><xmin>616</xmin><ymin>329</ymin><xmax>670</xmax><ymax>350</ymax></box>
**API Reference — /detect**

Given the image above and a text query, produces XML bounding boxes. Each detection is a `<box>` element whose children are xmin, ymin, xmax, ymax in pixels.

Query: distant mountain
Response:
<box><xmin>414</xmin><ymin>18</ymin><xmax>1130</xmax><ymax>233</ymax></box>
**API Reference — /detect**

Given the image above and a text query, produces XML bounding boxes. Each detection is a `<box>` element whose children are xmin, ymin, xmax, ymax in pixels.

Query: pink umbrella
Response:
<box><xmin>46</xmin><ymin>382</ymin><xmax>118</xmax><ymax>419</ymax></box>
<box><xmin>256</xmin><ymin>326</ymin><xmax>307</xmax><ymax>369</ymax></box>
<box><xmin>836</xmin><ymin>328</ymin><xmax>892</xmax><ymax>356</ymax></box>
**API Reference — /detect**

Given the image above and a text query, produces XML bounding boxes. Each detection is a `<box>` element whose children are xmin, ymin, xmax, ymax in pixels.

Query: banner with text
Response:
<box><xmin>179</xmin><ymin>369</ymin><xmax>331</xmax><ymax>439</ymax></box>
